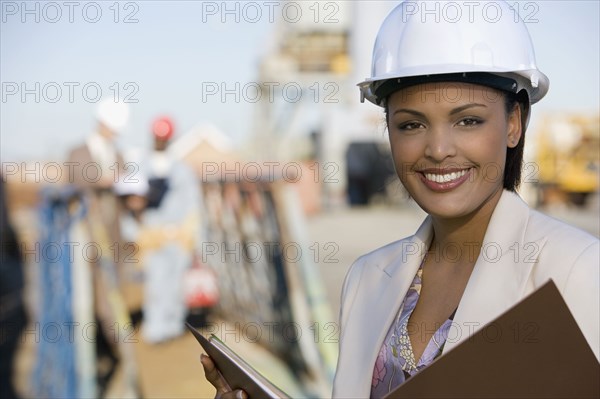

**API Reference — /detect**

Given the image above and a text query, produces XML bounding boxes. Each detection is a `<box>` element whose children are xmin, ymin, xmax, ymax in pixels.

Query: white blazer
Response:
<box><xmin>333</xmin><ymin>190</ymin><xmax>599</xmax><ymax>398</ymax></box>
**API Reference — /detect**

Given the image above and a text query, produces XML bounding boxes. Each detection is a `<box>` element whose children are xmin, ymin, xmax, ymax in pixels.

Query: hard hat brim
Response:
<box><xmin>359</xmin><ymin>69</ymin><xmax>549</xmax><ymax>107</ymax></box>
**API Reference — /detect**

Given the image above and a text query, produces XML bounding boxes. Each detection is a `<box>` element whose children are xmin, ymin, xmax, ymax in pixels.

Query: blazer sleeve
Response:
<box><xmin>332</xmin><ymin>257</ymin><xmax>364</xmax><ymax>397</ymax></box>
<box><xmin>562</xmin><ymin>240</ymin><xmax>600</xmax><ymax>361</ymax></box>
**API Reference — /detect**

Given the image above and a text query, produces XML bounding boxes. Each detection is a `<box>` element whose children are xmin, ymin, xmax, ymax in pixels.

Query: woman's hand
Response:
<box><xmin>201</xmin><ymin>353</ymin><xmax>248</xmax><ymax>399</ymax></box>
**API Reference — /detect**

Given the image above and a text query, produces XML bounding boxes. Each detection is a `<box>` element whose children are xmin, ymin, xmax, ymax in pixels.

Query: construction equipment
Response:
<box><xmin>535</xmin><ymin>113</ymin><xmax>600</xmax><ymax>206</ymax></box>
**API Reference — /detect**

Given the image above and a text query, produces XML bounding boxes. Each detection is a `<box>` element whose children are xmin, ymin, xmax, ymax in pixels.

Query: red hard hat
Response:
<box><xmin>152</xmin><ymin>116</ymin><xmax>174</xmax><ymax>140</ymax></box>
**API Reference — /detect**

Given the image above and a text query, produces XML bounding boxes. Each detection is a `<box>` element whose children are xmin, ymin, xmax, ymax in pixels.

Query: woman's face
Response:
<box><xmin>386</xmin><ymin>82</ymin><xmax>521</xmax><ymax>220</ymax></box>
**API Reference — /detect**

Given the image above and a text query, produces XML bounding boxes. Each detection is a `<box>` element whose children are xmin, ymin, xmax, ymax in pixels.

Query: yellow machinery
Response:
<box><xmin>536</xmin><ymin>113</ymin><xmax>600</xmax><ymax>206</ymax></box>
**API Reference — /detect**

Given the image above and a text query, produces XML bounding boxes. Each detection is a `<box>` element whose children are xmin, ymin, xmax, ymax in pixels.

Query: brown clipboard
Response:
<box><xmin>384</xmin><ymin>280</ymin><xmax>600</xmax><ymax>398</ymax></box>
<box><xmin>186</xmin><ymin>323</ymin><xmax>290</xmax><ymax>399</ymax></box>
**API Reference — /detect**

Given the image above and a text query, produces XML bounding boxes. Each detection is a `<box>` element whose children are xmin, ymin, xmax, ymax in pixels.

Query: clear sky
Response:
<box><xmin>1</xmin><ymin>0</ymin><xmax>599</xmax><ymax>162</ymax></box>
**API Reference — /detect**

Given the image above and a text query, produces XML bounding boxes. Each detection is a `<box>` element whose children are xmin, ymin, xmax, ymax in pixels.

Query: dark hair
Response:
<box><xmin>384</xmin><ymin>89</ymin><xmax>528</xmax><ymax>192</ymax></box>
<box><xmin>503</xmin><ymin>91</ymin><xmax>527</xmax><ymax>192</ymax></box>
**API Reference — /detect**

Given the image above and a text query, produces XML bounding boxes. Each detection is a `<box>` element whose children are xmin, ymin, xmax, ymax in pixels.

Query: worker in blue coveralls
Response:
<box><xmin>137</xmin><ymin>116</ymin><xmax>201</xmax><ymax>344</ymax></box>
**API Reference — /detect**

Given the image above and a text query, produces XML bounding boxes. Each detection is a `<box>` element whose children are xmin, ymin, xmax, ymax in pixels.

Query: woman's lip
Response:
<box><xmin>418</xmin><ymin>168</ymin><xmax>472</xmax><ymax>192</ymax></box>
<box><xmin>419</xmin><ymin>168</ymin><xmax>470</xmax><ymax>174</ymax></box>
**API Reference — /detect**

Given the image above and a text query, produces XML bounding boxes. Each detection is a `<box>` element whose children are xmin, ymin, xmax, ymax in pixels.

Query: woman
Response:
<box><xmin>202</xmin><ymin>1</ymin><xmax>599</xmax><ymax>398</ymax></box>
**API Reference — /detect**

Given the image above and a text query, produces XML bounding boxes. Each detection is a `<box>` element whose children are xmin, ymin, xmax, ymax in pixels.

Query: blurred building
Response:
<box><xmin>252</xmin><ymin>2</ymin><xmax>398</xmax><ymax>205</ymax></box>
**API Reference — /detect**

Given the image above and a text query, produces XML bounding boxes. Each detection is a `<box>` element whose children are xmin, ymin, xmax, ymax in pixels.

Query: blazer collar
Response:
<box><xmin>444</xmin><ymin>190</ymin><xmax>545</xmax><ymax>352</ymax></box>
<box><xmin>338</xmin><ymin>218</ymin><xmax>433</xmax><ymax>398</ymax></box>
<box><xmin>376</xmin><ymin>215</ymin><xmax>434</xmax><ymax>357</ymax></box>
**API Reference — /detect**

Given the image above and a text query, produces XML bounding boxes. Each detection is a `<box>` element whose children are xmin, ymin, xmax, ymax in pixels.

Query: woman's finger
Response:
<box><xmin>200</xmin><ymin>354</ymin><xmax>248</xmax><ymax>399</ymax></box>
<box><xmin>217</xmin><ymin>389</ymin><xmax>248</xmax><ymax>399</ymax></box>
<box><xmin>201</xmin><ymin>354</ymin><xmax>231</xmax><ymax>392</ymax></box>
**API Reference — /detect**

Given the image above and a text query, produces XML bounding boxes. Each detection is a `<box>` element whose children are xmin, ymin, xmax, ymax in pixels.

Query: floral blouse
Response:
<box><xmin>370</xmin><ymin>260</ymin><xmax>454</xmax><ymax>398</ymax></box>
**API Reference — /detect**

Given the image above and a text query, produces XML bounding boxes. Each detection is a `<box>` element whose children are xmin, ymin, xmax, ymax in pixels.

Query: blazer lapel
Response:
<box><xmin>444</xmin><ymin>190</ymin><xmax>546</xmax><ymax>353</ymax></box>
<box><xmin>338</xmin><ymin>218</ymin><xmax>433</xmax><ymax>397</ymax></box>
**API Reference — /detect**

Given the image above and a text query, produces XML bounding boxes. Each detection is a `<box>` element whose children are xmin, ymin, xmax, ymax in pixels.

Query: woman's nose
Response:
<box><xmin>424</xmin><ymin>126</ymin><xmax>456</xmax><ymax>162</ymax></box>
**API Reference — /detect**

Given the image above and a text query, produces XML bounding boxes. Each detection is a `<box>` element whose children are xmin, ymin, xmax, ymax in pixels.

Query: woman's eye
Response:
<box><xmin>398</xmin><ymin>122</ymin><xmax>424</xmax><ymax>131</ymax></box>
<box><xmin>457</xmin><ymin>117</ymin><xmax>483</xmax><ymax>127</ymax></box>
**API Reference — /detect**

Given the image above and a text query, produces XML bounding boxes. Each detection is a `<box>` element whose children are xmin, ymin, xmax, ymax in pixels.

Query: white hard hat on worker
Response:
<box><xmin>358</xmin><ymin>0</ymin><xmax>549</xmax><ymax>107</ymax></box>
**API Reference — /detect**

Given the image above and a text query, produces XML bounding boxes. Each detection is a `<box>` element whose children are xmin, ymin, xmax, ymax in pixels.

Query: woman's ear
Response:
<box><xmin>507</xmin><ymin>102</ymin><xmax>523</xmax><ymax>148</ymax></box>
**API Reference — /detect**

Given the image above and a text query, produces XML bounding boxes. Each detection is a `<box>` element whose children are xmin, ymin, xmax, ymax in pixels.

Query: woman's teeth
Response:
<box><xmin>424</xmin><ymin>169</ymin><xmax>468</xmax><ymax>183</ymax></box>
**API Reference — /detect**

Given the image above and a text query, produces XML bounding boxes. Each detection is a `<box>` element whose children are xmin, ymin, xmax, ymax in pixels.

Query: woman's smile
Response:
<box><xmin>419</xmin><ymin>168</ymin><xmax>472</xmax><ymax>192</ymax></box>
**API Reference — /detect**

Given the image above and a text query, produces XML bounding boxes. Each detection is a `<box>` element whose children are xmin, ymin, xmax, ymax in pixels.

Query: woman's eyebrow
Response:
<box><xmin>392</xmin><ymin>108</ymin><xmax>425</xmax><ymax>117</ymax></box>
<box><xmin>392</xmin><ymin>103</ymin><xmax>488</xmax><ymax>118</ymax></box>
<box><xmin>449</xmin><ymin>103</ymin><xmax>487</xmax><ymax>115</ymax></box>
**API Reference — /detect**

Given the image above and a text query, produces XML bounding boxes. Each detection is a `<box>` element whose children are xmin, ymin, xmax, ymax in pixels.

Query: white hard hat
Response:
<box><xmin>95</xmin><ymin>98</ymin><xmax>130</xmax><ymax>133</ymax></box>
<box><xmin>359</xmin><ymin>0</ymin><xmax>549</xmax><ymax>106</ymax></box>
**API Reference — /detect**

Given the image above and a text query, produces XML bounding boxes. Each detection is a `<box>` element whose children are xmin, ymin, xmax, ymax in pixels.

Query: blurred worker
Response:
<box><xmin>137</xmin><ymin>116</ymin><xmax>201</xmax><ymax>343</ymax></box>
<box><xmin>115</xmin><ymin>174</ymin><xmax>150</xmax><ymax>326</ymax></box>
<box><xmin>116</xmin><ymin>172</ymin><xmax>149</xmax><ymax>226</ymax></box>
<box><xmin>0</xmin><ymin>174</ymin><xmax>27</xmax><ymax>399</ymax></box>
<box><xmin>67</xmin><ymin>97</ymin><xmax>129</xmax><ymax>239</ymax></box>
<box><xmin>66</xmin><ymin>98</ymin><xmax>136</xmax><ymax>397</ymax></box>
